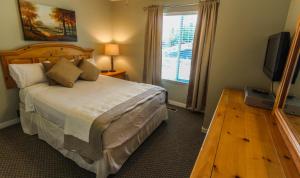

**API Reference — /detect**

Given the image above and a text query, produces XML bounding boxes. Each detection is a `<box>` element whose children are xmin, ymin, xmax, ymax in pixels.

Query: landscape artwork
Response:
<box><xmin>18</xmin><ymin>0</ymin><xmax>77</xmax><ymax>41</ymax></box>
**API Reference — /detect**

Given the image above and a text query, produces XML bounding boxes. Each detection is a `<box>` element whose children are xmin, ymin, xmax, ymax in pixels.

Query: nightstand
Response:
<box><xmin>100</xmin><ymin>70</ymin><xmax>126</xmax><ymax>79</ymax></box>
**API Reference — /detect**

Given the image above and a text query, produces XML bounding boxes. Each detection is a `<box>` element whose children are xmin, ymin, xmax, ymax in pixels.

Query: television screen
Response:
<box><xmin>263</xmin><ymin>32</ymin><xmax>290</xmax><ymax>82</ymax></box>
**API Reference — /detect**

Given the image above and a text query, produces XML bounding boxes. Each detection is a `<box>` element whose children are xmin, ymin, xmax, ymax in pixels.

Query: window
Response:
<box><xmin>161</xmin><ymin>13</ymin><xmax>197</xmax><ymax>83</ymax></box>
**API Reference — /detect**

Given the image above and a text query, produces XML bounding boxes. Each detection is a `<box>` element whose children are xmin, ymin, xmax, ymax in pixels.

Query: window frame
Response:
<box><xmin>161</xmin><ymin>11</ymin><xmax>198</xmax><ymax>84</ymax></box>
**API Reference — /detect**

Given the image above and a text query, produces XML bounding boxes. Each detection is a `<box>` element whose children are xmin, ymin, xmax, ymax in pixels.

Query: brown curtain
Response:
<box><xmin>187</xmin><ymin>1</ymin><xmax>219</xmax><ymax>112</ymax></box>
<box><xmin>143</xmin><ymin>5</ymin><xmax>163</xmax><ymax>85</ymax></box>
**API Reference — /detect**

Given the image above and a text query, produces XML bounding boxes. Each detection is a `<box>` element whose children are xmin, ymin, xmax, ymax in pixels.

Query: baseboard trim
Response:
<box><xmin>0</xmin><ymin>118</ymin><xmax>20</xmax><ymax>130</ymax></box>
<box><xmin>201</xmin><ymin>126</ymin><xmax>208</xmax><ymax>133</ymax></box>
<box><xmin>168</xmin><ymin>100</ymin><xmax>186</xmax><ymax>108</ymax></box>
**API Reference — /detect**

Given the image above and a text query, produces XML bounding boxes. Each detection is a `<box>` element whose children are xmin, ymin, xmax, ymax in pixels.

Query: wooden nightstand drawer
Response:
<box><xmin>100</xmin><ymin>70</ymin><xmax>126</xmax><ymax>79</ymax></box>
<box><xmin>113</xmin><ymin>73</ymin><xmax>126</xmax><ymax>79</ymax></box>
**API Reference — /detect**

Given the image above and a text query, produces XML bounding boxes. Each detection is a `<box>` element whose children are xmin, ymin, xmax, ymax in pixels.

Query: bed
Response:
<box><xmin>0</xmin><ymin>43</ymin><xmax>168</xmax><ymax>178</ymax></box>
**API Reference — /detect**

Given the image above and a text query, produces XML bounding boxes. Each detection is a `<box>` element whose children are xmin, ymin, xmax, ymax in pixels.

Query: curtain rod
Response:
<box><xmin>144</xmin><ymin>1</ymin><xmax>219</xmax><ymax>11</ymax></box>
<box><xmin>163</xmin><ymin>3</ymin><xmax>200</xmax><ymax>9</ymax></box>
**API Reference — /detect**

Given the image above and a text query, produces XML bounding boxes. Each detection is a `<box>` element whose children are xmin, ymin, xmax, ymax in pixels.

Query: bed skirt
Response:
<box><xmin>19</xmin><ymin>103</ymin><xmax>168</xmax><ymax>178</ymax></box>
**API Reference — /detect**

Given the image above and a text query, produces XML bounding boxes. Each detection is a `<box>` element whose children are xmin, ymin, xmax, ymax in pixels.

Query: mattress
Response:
<box><xmin>19</xmin><ymin>76</ymin><xmax>166</xmax><ymax>149</ymax></box>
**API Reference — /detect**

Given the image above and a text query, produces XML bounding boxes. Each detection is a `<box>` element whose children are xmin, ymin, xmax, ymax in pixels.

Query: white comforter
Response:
<box><xmin>20</xmin><ymin>75</ymin><xmax>164</xmax><ymax>142</ymax></box>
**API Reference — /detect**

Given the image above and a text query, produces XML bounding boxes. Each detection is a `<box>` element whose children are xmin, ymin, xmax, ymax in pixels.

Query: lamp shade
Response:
<box><xmin>105</xmin><ymin>44</ymin><xmax>120</xmax><ymax>56</ymax></box>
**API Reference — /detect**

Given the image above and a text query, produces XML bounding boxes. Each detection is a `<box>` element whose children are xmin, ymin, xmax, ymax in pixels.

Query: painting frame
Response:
<box><xmin>18</xmin><ymin>0</ymin><xmax>77</xmax><ymax>42</ymax></box>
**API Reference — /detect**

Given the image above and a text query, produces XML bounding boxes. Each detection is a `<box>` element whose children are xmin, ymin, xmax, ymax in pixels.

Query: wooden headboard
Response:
<box><xmin>0</xmin><ymin>43</ymin><xmax>94</xmax><ymax>89</ymax></box>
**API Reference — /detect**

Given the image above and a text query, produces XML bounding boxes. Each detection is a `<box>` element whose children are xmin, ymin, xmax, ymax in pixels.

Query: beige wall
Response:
<box><xmin>111</xmin><ymin>0</ymin><xmax>152</xmax><ymax>82</ymax></box>
<box><xmin>112</xmin><ymin>0</ymin><xmax>198</xmax><ymax>104</ymax></box>
<box><xmin>284</xmin><ymin>0</ymin><xmax>300</xmax><ymax>34</ymax></box>
<box><xmin>161</xmin><ymin>80</ymin><xmax>189</xmax><ymax>104</ymax></box>
<box><xmin>202</xmin><ymin>0</ymin><xmax>291</xmax><ymax>129</ymax></box>
<box><xmin>0</xmin><ymin>0</ymin><xmax>112</xmax><ymax>124</ymax></box>
<box><xmin>0</xmin><ymin>0</ymin><xmax>295</xmax><ymax>126</ymax></box>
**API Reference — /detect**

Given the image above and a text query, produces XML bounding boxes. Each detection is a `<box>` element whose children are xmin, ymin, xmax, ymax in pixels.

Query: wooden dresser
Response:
<box><xmin>190</xmin><ymin>89</ymin><xmax>299</xmax><ymax>178</ymax></box>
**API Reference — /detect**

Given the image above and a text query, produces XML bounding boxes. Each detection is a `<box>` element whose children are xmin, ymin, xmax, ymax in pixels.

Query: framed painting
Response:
<box><xmin>18</xmin><ymin>0</ymin><xmax>77</xmax><ymax>41</ymax></box>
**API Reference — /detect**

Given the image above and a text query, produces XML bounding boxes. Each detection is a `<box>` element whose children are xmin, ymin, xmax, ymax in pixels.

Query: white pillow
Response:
<box><xmin>9</xmin><ymin>63</ymin><xmax>47</xmax><ymax>88</ymax></box>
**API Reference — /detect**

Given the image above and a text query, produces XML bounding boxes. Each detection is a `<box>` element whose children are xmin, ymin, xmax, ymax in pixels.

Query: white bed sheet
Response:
<box><xmin>19</xmin><ymin>76</ymin><xmax>166</xmax><ymax>149</ymax></box>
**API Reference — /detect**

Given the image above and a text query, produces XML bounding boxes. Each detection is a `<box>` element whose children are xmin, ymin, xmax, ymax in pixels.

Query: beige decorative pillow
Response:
<box><xmin>78</xmin><ymin>60</ymin><xmax>100</xmax><ymax>81</ymax></box>
<box><xmin>42</xmin><ymin>62</ymin><xmax>57</xmax><ymax>86</ymax></box>
<box><xmin>46</xmin><ymin>59</ymin><xmax>82</xmax><ymax>88</ymax></box>
<box><xmin>43</xmin><ymin>59</ymin><xmax>82</xmax><ymax>86</ymax></box>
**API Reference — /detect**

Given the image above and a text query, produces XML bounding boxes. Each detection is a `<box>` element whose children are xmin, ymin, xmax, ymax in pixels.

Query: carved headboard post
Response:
<box><xmin>0</xmin><ymin>43</ymin><xmax>94</xmax><ymax>89</ymax></box>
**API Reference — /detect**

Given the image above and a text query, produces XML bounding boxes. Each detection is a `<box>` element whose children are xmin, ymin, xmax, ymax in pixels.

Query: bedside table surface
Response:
<box><xmin>100</xmin><ymin>70</ymin><xmax>126</xmax><ymax>77</ymax></box>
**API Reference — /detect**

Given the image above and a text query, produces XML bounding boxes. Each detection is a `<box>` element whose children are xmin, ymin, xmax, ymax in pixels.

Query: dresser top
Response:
<box><xmin>190</xmin><ymin>89</ymin><xmax>299</xmax><ymax>178</ymax></box>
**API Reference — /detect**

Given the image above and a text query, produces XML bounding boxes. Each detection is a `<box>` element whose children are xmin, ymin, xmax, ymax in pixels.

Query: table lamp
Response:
<box><xmin>105</xmin><ymin>43</ymin><xmax>120</xmax><ymax>72</ymax></box>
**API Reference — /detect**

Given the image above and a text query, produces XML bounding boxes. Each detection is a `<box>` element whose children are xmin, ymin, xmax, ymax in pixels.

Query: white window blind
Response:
<box><xmin>161</xmin><ymin>14</ymin><xmax>198</xmax><ymax>83</ymax></box>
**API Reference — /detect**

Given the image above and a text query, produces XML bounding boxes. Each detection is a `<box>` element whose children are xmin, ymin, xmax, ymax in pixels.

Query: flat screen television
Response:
<box><xmin>263</xmin><ymin>32</ymin><xmax>299</xmax><ymax>84</ymax></box>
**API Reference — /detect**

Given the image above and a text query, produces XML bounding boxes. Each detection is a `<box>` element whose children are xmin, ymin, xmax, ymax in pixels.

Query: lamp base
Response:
<box><xmin>110</xmin><ymin>56</ymin><xmax>116</xmax><ymax>73</ymax></box>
